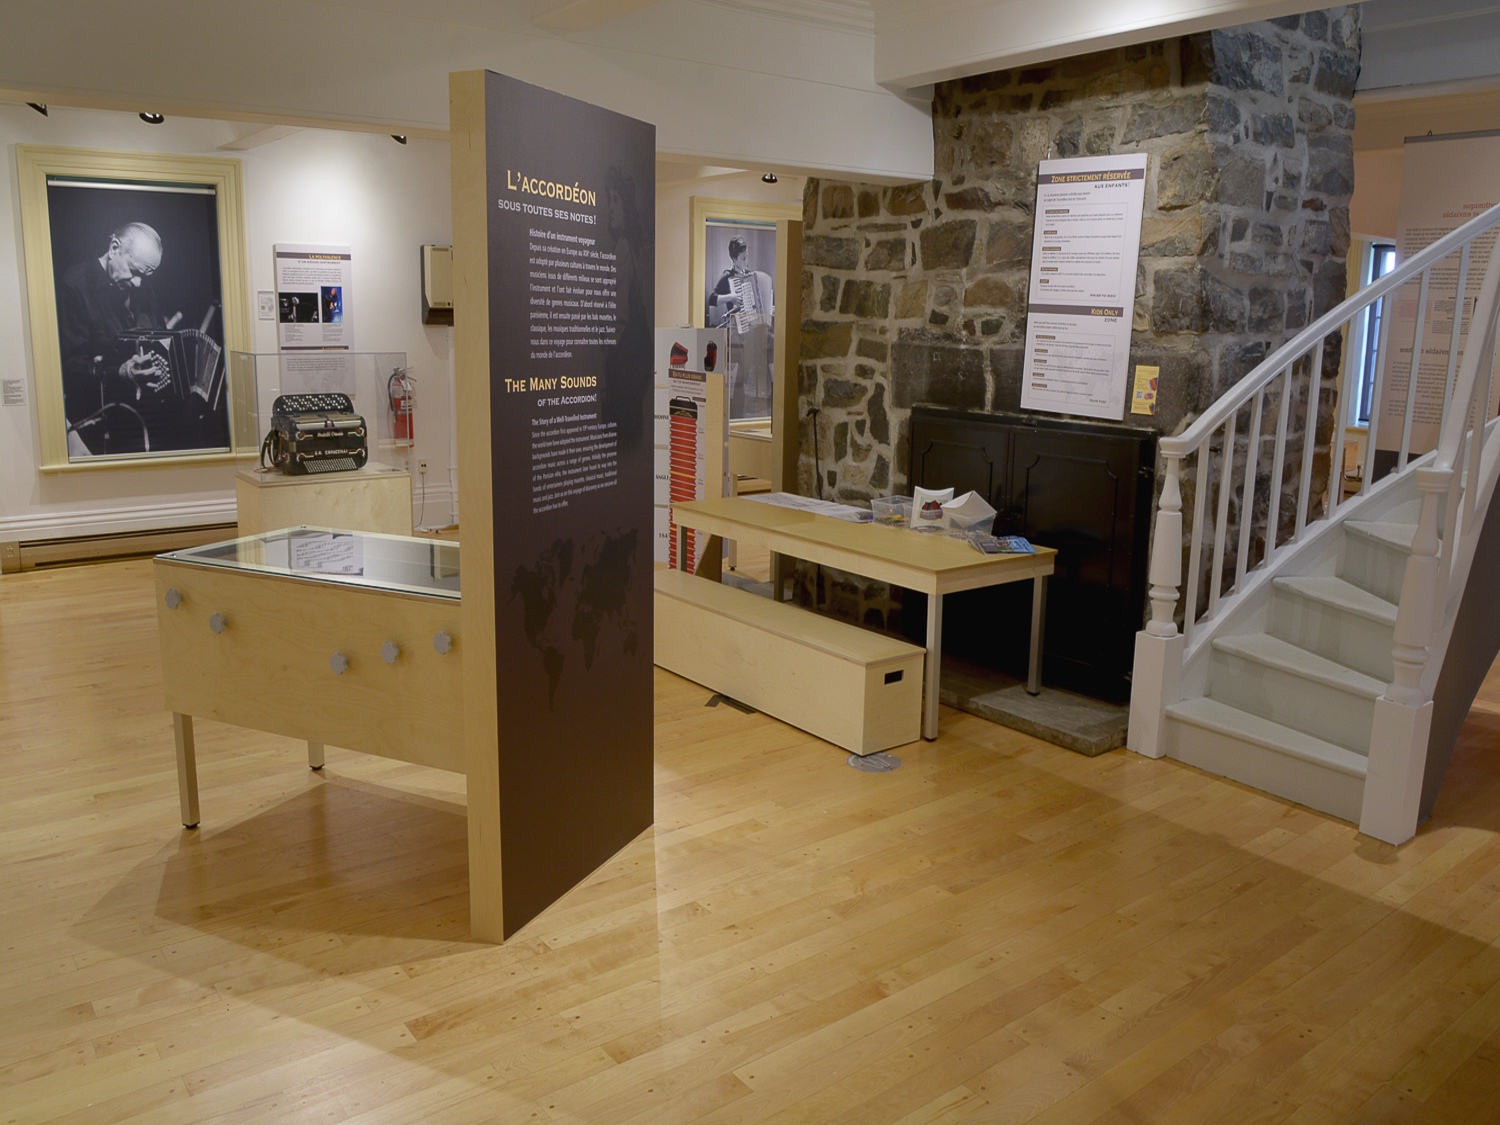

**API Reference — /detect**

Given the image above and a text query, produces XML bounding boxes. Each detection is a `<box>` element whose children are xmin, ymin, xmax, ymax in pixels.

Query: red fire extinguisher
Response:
<box><xmin>388</xmin><ymin>368</ymin><xmax>414</xmax><ymax>443</ymax></box>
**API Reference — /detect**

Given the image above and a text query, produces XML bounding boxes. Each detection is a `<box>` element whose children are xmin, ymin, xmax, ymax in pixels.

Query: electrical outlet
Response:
<box><xmin>418</xmin><ymin>459</ymin><xmax>428</xmax><ymax>473</ymax></box>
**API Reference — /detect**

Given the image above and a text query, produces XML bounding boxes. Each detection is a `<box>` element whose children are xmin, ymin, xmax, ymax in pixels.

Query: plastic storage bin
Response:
<box><xmin>870</xmin><ymin>495</ymin><xmax>913</xmax><ymax>527</ymax></box>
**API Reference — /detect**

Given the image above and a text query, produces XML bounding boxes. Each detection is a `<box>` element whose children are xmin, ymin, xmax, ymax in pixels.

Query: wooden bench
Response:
<box><xmin>654</xmin><ymin>568</ymin><xmax>924</xmax><ymax>755</ymax></box>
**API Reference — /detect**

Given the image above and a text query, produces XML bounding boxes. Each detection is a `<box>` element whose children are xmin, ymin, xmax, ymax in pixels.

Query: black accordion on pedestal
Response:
<box><xmin>261</xmin><ymin>393</ymin><xmax>368</xmax><ymax>475</ymax></box>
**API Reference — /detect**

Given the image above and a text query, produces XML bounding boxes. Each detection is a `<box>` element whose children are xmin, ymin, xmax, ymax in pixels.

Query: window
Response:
<box><xmin>1353</xmin><ymin>243</ymin><xmax>1397</xmax><ymax>427</ymax></box>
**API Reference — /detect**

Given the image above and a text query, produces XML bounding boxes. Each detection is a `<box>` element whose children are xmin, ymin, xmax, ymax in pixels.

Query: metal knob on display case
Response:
<box><xmin>433</xmin><ymin>631</ymin><xmax>453</xmax><ymax>655</ymax></box>
<box><xmin>330</xmin><ymin>652</ymin><xmax>349</xmax><ymax>675</ymax></box>
<box><xmin>164</xmin><ymin>589</ymin><xmax>183</xmax><ymax>610</ymax></box>
<box><xmin>209</xmin><ymin>613</ymin><xmax>227</xmax><ymax>634</ymax></box>
<box><xmin>381</xmin><ymin>641</ymin><xmax>401</xmax><ymax>665</ymax></box>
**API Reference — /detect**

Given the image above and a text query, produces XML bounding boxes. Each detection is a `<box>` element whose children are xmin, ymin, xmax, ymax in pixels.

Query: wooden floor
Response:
<box><xmin>5</xmin><ymin>556</ymin><xmax>1500</xmax><ymax>1123</ymax></box>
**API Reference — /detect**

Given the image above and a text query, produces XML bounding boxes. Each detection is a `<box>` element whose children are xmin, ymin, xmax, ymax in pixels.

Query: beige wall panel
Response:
<box><xmin>450</xmin><ymin>69</ymin><xmax>504</xmax><ymax>941</ymax></box>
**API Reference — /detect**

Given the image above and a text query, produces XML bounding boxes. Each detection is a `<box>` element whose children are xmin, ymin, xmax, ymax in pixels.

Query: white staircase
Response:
<box><xmin>1128</xmin><ymin>199</ymin><xmax>1500</xmax><ymax>845</ymax></box>
<box><xmin>1162</xmin><ymin>510</ymin><xmax>1417</xmax><ymax>823</ymax></box>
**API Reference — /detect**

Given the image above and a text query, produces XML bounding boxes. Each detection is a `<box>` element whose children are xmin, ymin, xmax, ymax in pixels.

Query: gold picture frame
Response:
<box><xmin>18</xmin><ymin>145</ymin><xmax>251</xmax><ymax>471</ymax></box>
<box><xmin>688</xmin><ymin>196</ymin><xmax>802</xmax><ymax>490</ymax></box>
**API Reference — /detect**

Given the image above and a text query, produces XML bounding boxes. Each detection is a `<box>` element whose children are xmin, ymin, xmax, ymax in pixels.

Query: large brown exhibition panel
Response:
<box><xmin>452</xmin><ymin>70</ymin><xmax>655</xmax><ymax>941</ymax></box>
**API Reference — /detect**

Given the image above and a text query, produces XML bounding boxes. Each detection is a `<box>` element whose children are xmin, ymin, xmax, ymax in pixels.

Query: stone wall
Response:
<box><xmin>796</xmin><ymin>8</ymin><xmax>1359</xmax><ymax>628</ymax></box>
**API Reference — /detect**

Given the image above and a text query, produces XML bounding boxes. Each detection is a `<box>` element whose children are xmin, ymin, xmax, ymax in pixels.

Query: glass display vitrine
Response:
<box><xmin>228</xmin><ymin>351</ymin><xmax>413</xmax><ymax>478</ymax></box>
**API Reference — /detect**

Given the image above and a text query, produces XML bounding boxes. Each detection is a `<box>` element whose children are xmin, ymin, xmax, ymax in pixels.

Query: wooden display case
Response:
<box><xmin>154</xmin><ymin>527</ymin><xmax>460</xmax><ymax>827</ymax></box>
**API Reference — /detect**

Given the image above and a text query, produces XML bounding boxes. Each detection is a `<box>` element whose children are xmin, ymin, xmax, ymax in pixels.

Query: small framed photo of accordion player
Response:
<box><xmin>17</xmin><ymin>146</ymin><xmax>251</xmax><ymax>469</ymax></box>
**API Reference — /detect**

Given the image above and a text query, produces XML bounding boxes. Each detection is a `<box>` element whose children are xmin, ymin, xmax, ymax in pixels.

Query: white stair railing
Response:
<box><xmin>1131</xmin><ymin>200</ymin><xmax>1500</xmax><ymax>845</ymax></box>
<box><xmin>1361</xmin><ymin>216</ymin><xmax>1500</xmax><ymax>844</ymax></box>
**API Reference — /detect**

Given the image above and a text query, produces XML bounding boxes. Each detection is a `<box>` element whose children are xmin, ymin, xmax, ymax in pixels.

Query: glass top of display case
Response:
<box><xmin>158</xmin><ymin>527</ymin><xmax>459</xmax><ymax>599</ymax></box>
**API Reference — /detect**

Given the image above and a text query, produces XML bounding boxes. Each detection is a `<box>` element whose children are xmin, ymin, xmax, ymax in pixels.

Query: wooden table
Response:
<box><xmin>671</xmin><ymin>497</ymin><xmax>1056</xmax><ymax>740</ymax></box>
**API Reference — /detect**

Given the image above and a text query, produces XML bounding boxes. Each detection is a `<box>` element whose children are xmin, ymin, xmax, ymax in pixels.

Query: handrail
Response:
<box><xmin>1161</xmin><ymin>200</ymin><xmax>1500</xmax><ymax>458</ymax></box>
<box><xmin>1385</xmin><ymin>228</ymin><xmax>1500</xmax><ymax>707</ymax></box>
<box><xmin>1135</xmin><ymin>197</ymin><xmax>1500</xmax><ymax>844</ymax></box>
<box><xmin>1431</xmin><ymin>225</ymin><xmax>1500</xmax><ymax>477</ymax></box>
<box><xmin>1142</xmin><ymin>198</ymin><xmax>1500</xmax><ymax>648</ymax></box>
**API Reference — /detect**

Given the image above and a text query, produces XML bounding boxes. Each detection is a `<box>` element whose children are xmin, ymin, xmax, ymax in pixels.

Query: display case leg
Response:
<box><xmin>174</xmin><ymin>712</ymin><xmax>200</xmax><ymax>828</ymax></box>
<box><xmin>308</xmin><ymin>742</ymin><xmax>325</xmax><ymax>770</ymax></box>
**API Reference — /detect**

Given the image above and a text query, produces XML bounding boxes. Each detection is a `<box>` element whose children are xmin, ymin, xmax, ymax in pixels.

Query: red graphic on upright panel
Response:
<box><xmin>668</xmin><ymin>397</ymin><xmax>700</xmax><ymax>572</ymax></box>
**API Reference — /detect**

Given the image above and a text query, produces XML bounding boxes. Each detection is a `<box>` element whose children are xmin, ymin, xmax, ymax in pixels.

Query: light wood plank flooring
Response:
<box><xmin>4</xmin><ymin>556</ymin><xmax>1500</xmax><ymax>1123</ymax></box>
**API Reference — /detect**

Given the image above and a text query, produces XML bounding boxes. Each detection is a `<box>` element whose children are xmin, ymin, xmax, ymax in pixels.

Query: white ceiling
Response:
<box><xmin>3</xmin><ymin>0</ymin><xmax>1499</xmax><ymax>181</ymax></box>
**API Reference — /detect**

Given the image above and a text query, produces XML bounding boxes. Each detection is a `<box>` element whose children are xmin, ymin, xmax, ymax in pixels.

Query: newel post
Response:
<box><xmin>1359</xmin><ymin>465</ymin><xmax>1448</xmax><ymax>845</ymax></box>
<box><xmin>1129</xmin><ymin>453</ymin><xmax>1186</xmax><ymax>759</ymax></box>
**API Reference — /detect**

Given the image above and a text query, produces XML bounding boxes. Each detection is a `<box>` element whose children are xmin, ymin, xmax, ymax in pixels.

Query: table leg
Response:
<box><xmin>308</xmin><ymin>742</ymin><xmax>325</xmax><ymax>770</ymax></box>
<box><xmin>174</xmin><ymin>712</ymin><xmax>200</xmax><ymax>828</ymax></box>
<box><xmin>1027</xmin><ymin>575</ymin><xmax>1048</xmax><ymax>695</ymax></box>
<box><xmin>772</xmin><ymin>551</ymin><xmax>785</xmax><ymax>603</ymax></box>
<box><xmin>923</xmin><ymin>593</ymin><xmax>944</xmax><ymax>740</ymax></box>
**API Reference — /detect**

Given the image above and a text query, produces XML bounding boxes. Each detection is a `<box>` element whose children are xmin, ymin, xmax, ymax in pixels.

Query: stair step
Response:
<box><xmin>1164</xmin><ymin>697</ymin><xmax>1367</xmax><ymax>823</ymax></box>
<box><xmin>1344</xmin><ymin>520</ymin><xmax>1417</xmax><ymax>551</ymax></box>
<box><xmin>1340</xmin><ymin>521</ymin><xmax>1414</xmax><ymax>604</ymax></box>
<box><xmin>1212</xmin><ymin>633</ymin><xmax>1384</xmax><ymax>698</ymax></box>
<box><xmin>1210</xmin><ymin>633</ymin><xmax>1380</xmax><ymax>753</ymax></box>
<box><xmin>1272</xmin><ymin>575</ymin><xmax>1398</xmax><ymax>625</ymax></box>
<box><xmin>1167</xmin><ymin>697</ymin><xmax>1368</xmax><ymax>778</ymax></box>
<box><xmin>1269</xmin><ymin>575</ymin><xmax>1397</xmax><ymax>682</ymax></box>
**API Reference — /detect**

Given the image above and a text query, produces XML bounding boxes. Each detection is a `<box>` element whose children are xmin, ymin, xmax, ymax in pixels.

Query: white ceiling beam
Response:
<box><xmin>530</xmin><ymin>0</ymin><xmax>668</xmax><ymax>32</ymax></box>
<box><xmin>871</xmin><ymin>0</ymin><xmax>1323</xmax><ymax>94</ymax></box>
<box><xmin>218</xmin><ymin>124</ymin><xmax>303</xmax><ymax>151</ymax></box>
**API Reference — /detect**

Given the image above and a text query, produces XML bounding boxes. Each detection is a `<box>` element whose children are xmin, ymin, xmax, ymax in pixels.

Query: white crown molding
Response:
<box><xmin>698</xmin><ymin>0</ymin><xmax>873</xmax><ymax>33</ymax></box>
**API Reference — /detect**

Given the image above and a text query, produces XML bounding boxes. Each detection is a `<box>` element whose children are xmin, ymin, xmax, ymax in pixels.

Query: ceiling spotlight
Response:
<box><xmin>391</xmin><ymin>134</ymin><xmax>408</xmax><ymax>144</ymax></box>
<box><xmin>26</xmin><ymin>102</ymin><xmax>47</xmax><ymax>116</ymax></box>
<box><xmin>762</xmin><ymin>173</ymin><xmax>778</xmax><ymax>184</ymax></box>
<box><xmin>139</xmin><ymin>112</ymin><xmax>164</xmax><ymax>124</ymax></box>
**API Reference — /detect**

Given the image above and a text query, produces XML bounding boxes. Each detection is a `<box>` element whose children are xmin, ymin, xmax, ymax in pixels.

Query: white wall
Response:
<box><xmin>0</xmin><ymin>105</ymin><xmax>455</xmax><ymax>541</ymax></box>
<box><xmin>0</xmin><ymin>1</ymin><xmax>933</xmax><ymax>185</ymax></box>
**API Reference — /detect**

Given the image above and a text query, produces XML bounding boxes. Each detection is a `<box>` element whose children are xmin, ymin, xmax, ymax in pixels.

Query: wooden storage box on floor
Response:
<box><xmin>654</xmin><ymin>568</ymin><xmax>923</xmax><ymax>755</ymax></box>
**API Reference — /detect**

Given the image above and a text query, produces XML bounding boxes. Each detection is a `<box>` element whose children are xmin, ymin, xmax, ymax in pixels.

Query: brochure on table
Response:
<box><xmin>653</xmin><ymin>327</ymin><xmax>729</xmax><ymax>569</ymax></box>
<box><xmin>1020</xmin><ymin>154</ymin><xmax>1148</xmax><ymax>421</ymax></box>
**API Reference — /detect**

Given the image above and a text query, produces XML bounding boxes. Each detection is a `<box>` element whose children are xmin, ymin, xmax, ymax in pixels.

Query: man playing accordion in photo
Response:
<box><xmin>708</xmin><ymin>235</ymin><xmax>775</xmax><ymax>418</ymax></box>
<box><xmin>56</xmin><ymin>220</ymin><xmax>226</xmax><ymax>456</ymax></box>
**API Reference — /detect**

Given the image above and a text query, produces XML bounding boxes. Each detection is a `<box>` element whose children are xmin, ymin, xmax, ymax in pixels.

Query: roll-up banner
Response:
<box><xmin>453</xmin><ymin>70</ymin><xmax>655</xmax><ymax>939</ymax></box>
<box><xmin>1374</xmin><ymin>131</ymin><xmax>1500</xmax><ymax>474</ymax></box>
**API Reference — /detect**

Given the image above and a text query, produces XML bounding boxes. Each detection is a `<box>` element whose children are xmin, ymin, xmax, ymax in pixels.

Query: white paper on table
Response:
<box><xmin>942</xmin><ymin>491</ymin><xmax>996</xmax><ymax>521</ymax></box>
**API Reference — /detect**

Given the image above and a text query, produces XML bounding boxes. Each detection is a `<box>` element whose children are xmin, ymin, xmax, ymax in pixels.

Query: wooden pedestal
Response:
<box><xmin>236</xmin><ymin>465</ymin><xmax>414</xmax><ymax>538</ymax></box>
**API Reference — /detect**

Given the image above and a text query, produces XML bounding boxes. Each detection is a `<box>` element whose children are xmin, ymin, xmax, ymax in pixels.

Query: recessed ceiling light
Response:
<box><xmin>139</xmin><ymin>112</ymin><xmax>164</xmax><ymax>124</ymax></box>
<box><xmin>391</xmin><ymin>135</ymin><xmax>408</xmax><ymax>144</ymax></box>
<box><xmin>27</xmin><ymin>102</ymin><xmax>47</xmax><ymax>116</ymax></box>
<box><xmin>762</xmin><ymin>173</ymin><xmax>778</xmax><ymax>184</ymax></box>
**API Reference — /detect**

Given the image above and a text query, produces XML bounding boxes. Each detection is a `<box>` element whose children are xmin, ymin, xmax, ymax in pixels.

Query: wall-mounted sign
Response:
<box><xmin>1020</xmin><ymin>154</ymin><xmax>1148</xmax><ymax>421</ymax></box>
<box><xmin>274</xmin><ymin>243</ymin><xmax>352</xmax><ymax>351</ymax></box>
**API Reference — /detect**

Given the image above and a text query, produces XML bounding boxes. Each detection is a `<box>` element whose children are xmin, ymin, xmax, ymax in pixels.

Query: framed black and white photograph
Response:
<box><xmin>689</xmin><ymin>197</ymin><xmax>799</xmax><ymax>422</ymax></box>
<box><xmin>18</xmin><ymin>146</ymin><xmax>250</xmax><ymax>470</ymax></box>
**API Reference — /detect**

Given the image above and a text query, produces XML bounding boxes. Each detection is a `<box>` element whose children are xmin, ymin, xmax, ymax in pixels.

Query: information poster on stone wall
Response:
<box><xmin>1020</xmin><ymin>154</ymin><xmax>1148</xmax><ymax>421</ymax></box>
<box><xmin>1374</xmin><ymin>131</ymin><xmax>1500</xmax><ymax>472</ymax></box>
<box><xmin>481</xmin><ymin>72</ymin><xmax>655</xmax><ymax>934</ymax></box>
